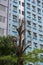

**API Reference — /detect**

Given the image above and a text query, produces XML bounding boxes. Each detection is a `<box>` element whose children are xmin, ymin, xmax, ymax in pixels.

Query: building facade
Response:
<box><xmin>8</xmin><ymin>0</ymin><xmax>43</xmax><ymax>65</ymax></box>
<box><xmin>8</xmin><ymin>0</ymin><xmax>19</xmax><ymax>37</ymax></box>
<box><xmin>24</xmin><ymin>0</ymin><xmax>43</xmax><ymax>50</ymax></box>
<box><xmin>0</xmin><ymin>0</ymin><xmax>8</xmax><ymax>36</ymax></box>
<box><xmin>24</xmin><ymin>0</ymin><xmax>43</xmax><ymax>65</ymax></box>
<box><xmin>0</xmin><ymin>0</ymin><xmax>43</xmax><ymax>65</ymax></box>
<box><xmin>8</xmin><ymin>0</ymin><xmax>43</xmax><ymax>50</ymax></box>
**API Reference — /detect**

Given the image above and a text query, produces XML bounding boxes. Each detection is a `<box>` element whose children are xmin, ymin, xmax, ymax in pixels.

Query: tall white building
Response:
<box><xmin>0</xmin><ymin>0</ymin><xmax>8</xmax><ymax>36</ymax></box>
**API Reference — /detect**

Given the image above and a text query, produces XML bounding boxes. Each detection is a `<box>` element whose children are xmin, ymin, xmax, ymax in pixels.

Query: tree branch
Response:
<box><xmin>23</xmin><ymin>44</ymin><xmax>30</xmax><ymax>52</ymax></box>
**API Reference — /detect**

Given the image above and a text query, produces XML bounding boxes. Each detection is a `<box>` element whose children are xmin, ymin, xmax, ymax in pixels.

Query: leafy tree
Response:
<box><xmin>0</xmin><ymin>22</ymin><xmax>43</xmax><ymax>65</ymax></box>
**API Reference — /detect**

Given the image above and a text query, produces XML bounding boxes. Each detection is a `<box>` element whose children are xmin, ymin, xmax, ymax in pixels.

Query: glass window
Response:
<box><xmin>22</xmin><ymin>2</ymin><xmax>24</xmax><ymax>7</ymax></box>
<box><xmin>0</xmin><ymin>15</ymin><xmax>5</xmax><ymax>23</ymax></box>
<box><xmin>13</xmin><ymin>5</ymin><xmax>17</xmax><ymax>12</ymax></box>
<box><xmin>0</xmin><ymin>5</ymin><xmax>6</xmax><ymax>11</ymax></box>
<box><xmin>33</xmin><ymin>32</ymin><xmax>37</xmax><ymax>39</ymax></box>
<box><xmin>37</xmin><ymin>8</ymin><xmax>41</xmax><ymax>14</ymax></box>
<box><xmin>34</xmin><ymin>42</ymin><xmax>37</xmax><ymax>48</ymax></box>
<box><xmin>22</xmin><ymin>11</ymin><xmax>24</xmax><ymax>15</ymax></box>
<box><xmin>13</xmin><ymin>15</ymin><xmax>17</xmax><ymax>21</ymax></box>
<box><xmin>0</xmin><ymin>28</ymin><xmax>4</xmax><ymax>35</ymax></box>
<box><xmin>27</xmin><ymin>3</ymin><xmax>30</xmax><ymax>9</ymax></box>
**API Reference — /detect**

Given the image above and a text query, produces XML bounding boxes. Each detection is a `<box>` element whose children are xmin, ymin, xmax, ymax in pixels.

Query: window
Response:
<box><xmin>12</xmin><ymin>25</ymin><xmax>17</xmax><ymax>32</ymax></box>
<box><xmin>42</xmin><ymin>3</ymin><xmax>43</xmax><ymax>8</ymax></box>
<box><xmin>34</xmin><ymin>42</ymin><xmax>37</xmax><ymax>48</ymax></box>
<box><xmin>27</xmin><ymin>30</ymin><xmax>31</xmax><ymax>36</ymax></box>
<box><xmin>32</xmin><ymin>14</ymin><xmax>36</xmax><ymax>21</ymax></box>
<box><xmin>38</xmin><ymin>16</ymin><xmax>41</xmax><ymax>23</ymax></box>
<box><xmin>22</xmin><ymin>11</ymin><xmax>24</xmax><ymax>15</ymax></box>
<box><xmin>22</xmin><ymin>2</ymin><xmax>24</xmax><ymax>7</ymax></box>
<box><xmin>19</xmin><ymin>10</ymin><xmax>21</xmax><ymax>14</ymax></box>
<box><xmin>0</xmin><ymin>5</ymin><xmax>6</xmax><ymax>11</ymax></box>
<box><xmin>39</xmin><ymin>25</ymin><xmax>42</xmax><ymax>31</ymax></box>
<box><xmin>33</xmin><ymin>32</ymin><xmax>37</xmax><ymax>39</ymax></box>
<box><xmin>19</xmin><ymin>1</ymin><xmax>21</xmax><ymax>5</ymax></box>
<box><xmin>27</xmin><ymin>20</ymin><xmax>31</xmax><ymax>26</ymax></box>
<box><xmin>27</xmin><ymin>3</ymin><xmax>30</xmax><ymax>9</ymax></box>
<box><xmin>13</xmin><ymin>5</ymin><xmax>17</xmax><ymax>12</ymax></box>
<box><xmin>27</xmin><ymin>12</ymin><xmax>31</xmax><ymax>18</ymax></box>
<box><xmin>37</xmin><ymin>0</ymin><xmax>41</xmax><ymax>6</ymax></box>
<box><xmin>37</xmin><ymin>8</ymin><xmax>41</xmax><ymax>14</ymax></box>
<box><xmin>13</xmin><ymin>15</ymin><xmax>17</xmax><ymax>21</ymax></box>
<box><xmin>39</xmin><ymin>34</ymin><xmax>43</xmax><ymax>41</ymax></box>
<box><xmin>32</xmin><ymin>5</ymin><xmax>36</xmax><ymax>12</ymax></box>
<box><xmin>0</xmin><ymin>28</ymin><xmax>4</xmax><ymax>35</ymax></box>
<box><xmin>27</xmin><ymin>41</ymin><xmax>31</xmax><ymax>47</ymax></box>
<box><xmin>40</xmin><ymin>44</ymin><xmax>43</xmax><ymax>49</ymax></box>
<box><xmin>27</xmin><ymin>41</ymin><xmax>31</xmax><ymax>49</ymax></box>
<box><xmin>0</xmin><ymin>15</ymin><xmax>5</xmax><ymax>23</ymax></box>
<box><xmin>32</xmin><ymin>0</ymin><xmax>35</xmax><ymax>4</ymax></box>
<box><xmin>33</xmin><ymin>23</ymin><xmax>36</xmax><ymax>29</ymax></box>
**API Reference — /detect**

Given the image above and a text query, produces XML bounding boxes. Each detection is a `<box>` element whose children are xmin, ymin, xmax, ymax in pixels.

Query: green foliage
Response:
<box><xmin>0</xmin><ymin>36</ymin><xmax>43</xmax><ymax>65</ymax></box>
<box><xmin>0</xmin><ymin>36</ymin><xmax>16</xmax><ymax>55</ymax></box>
<box><xmin>0</xmin><ymin>36</ymin><xmax>17</xmax><ymax>65</ymax></box>
<box><xmin>0</xmin><ymin>55</ymin><xmax>18</xmax><ymax>63</ymax></box>
<box><xmin>21</xmin><ymin>49</ymin><xmax>43</xmax><ymax>65</ymax></box>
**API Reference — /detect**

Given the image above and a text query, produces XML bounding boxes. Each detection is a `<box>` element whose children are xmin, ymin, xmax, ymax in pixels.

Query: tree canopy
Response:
<box><xmin>0</xmin><ymin>36</ymin><xmax>43</xmax><ymax>65</ymax></box>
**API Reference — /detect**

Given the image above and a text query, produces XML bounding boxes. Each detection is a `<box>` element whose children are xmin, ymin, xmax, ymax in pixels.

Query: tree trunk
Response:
<box><xmin>17</xmin><ymin>57</ymin><xmax>23</xmax><ymax>65</ymax></box>
<box><xmin>0</xmin><ymin>60</ymin><xmax>5</xmax><ymax>65</ymax></box>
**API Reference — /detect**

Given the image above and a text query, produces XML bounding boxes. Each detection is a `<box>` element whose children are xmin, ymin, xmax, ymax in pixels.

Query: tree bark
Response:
<box><xmin>17</xmin><ymin>57</ymin><xmax>23</xmax><ymax>65</ymax></box>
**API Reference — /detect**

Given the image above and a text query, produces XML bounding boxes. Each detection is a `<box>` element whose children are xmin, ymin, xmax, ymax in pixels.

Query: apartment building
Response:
<box><xmin>8</xmin><ymin>0</ymin><xmax>24</xmax><ymax>43</ymax></box>
<box><xmin>8</xmin><ymin>0</ymin><xmax>43</xmax><ymax>64</ymax></box>
<box><xmin>8</xmin><ymin>0</ymin><xmax>19</xmax><ymax>37</ymax></box>
<box><xmin>0</xmin><ymin>0</ymin><xmax>8</xmax><ymax>36</ymax></box>
<box><xmin>24</xmin><ymin>0</ymin><xmax>43</xmax><ymax>51</ymax></box>
<box><xmin>24</xmin><ymin>0</ymin><xmax>43</xmax><ymax>65</ymax></box>
<box><xmin>8</xmin><ymin>0</ymin><xmax>43</xmax><ymax>65</ymax></box>
<box><xmin>0</xmin><ymin>0</ymin><xmax>43</xmax><ymax>65</ymax></box>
